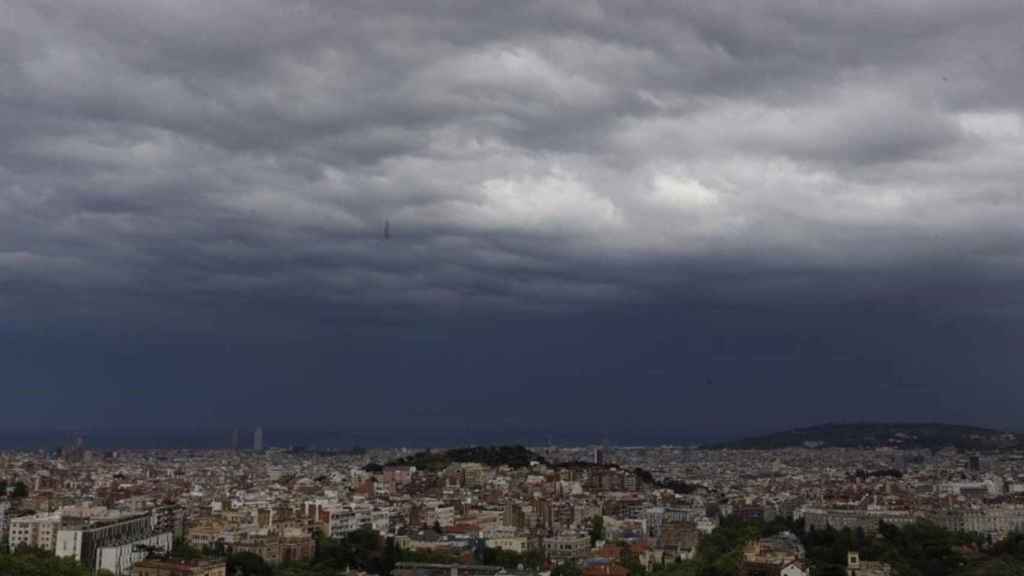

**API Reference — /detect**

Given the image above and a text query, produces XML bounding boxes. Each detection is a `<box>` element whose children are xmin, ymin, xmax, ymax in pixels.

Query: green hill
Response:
<box><xmin>383</xmin><ymin>445</ymin><xmax>546</xmax><ymax>471</ymax></box>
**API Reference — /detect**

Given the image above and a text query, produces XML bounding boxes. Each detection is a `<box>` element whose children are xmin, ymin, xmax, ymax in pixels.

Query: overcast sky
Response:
<box><xmin>2</xmin><ymin>1</ymin><xmax>1024</xmax><ymax>439</ymax></box>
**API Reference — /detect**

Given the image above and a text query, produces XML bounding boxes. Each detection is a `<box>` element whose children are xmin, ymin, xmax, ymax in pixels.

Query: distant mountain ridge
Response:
<box><xmin>712</xmin><ymin>422</ymin><xmax>1020</xmax><ymax>451</ymax></box>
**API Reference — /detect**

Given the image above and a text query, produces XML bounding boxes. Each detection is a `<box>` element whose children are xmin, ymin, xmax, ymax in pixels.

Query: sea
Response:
<box><xmin>0</xmin><ymin>427</ymin><xmax>718</xmax><ymax>452</ymax></box>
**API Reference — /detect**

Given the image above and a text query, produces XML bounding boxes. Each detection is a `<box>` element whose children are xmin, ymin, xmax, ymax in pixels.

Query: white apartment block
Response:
<box><xmin>930</xmin><ymin>507</ymin><xmax>1024</xmax><ymax>541</ymax></box>
<box><xmin>423</xmin><ymin>505</ymin><xmax>455</xmax><ymax>529</ymax></box>
<box><xmin>8</xmin><ymin>512</ymin><xmax>62</xmax><ymax>552</ymax></box>
<box><xmin>485</xmin><ymin>536</ymin><xmax>529</xmax><ymax>553</ymax></box>
<box><xmin>95</xmin><ymin>532</ymin><xmax>174</xmax><ymax>575</ymax></box>
<box><xmin>543</xmin><ymin>533</ymin><xmax>590</xmax><ymax>561</ymax></box>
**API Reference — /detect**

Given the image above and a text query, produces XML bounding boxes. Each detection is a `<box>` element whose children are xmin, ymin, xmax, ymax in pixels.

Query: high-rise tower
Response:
<box><xmin>253</xmin><ymin>427</ymin><xmax>264</xmax><ymax>451</ymax></box>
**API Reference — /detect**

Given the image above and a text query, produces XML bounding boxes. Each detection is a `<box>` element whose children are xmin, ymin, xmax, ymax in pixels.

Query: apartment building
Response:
<box><xmin>8</xmin><ymin>512</ymin><xmax>62</xmax><ymax>552</ymax></box>
<box><xmin>56</xmin><ymin>513</ymin><xmax>173</xmax><ymax>575</ymax></box>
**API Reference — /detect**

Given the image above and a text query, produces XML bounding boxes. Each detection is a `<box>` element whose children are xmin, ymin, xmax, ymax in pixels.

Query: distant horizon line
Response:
<box><xmin>0</xmin><ymin>420</ymin><xmax>1018</xmax><ymax>452</ymax></box>
<box><xmin>0</xmin><ymin>418</ymin><xmax>1013</xmax><ymax>434</ymax></box>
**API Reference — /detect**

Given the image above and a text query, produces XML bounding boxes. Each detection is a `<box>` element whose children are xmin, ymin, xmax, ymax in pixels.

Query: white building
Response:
<box><xmin>930</xmin><ymin>507</ymin><xmax>1024</xmax><ymax>541</ymax></box>
<box><xmin>56</xmin><ymin>512</ymin><xmax>169</xmax><ymax>575</ymax></box>
<box><xmin>95</xmin><ymin>531</ymin><xmax>173</xmax><ymax>575</ymax></box>
<box><xmin>696</xmin><ymin>517</ymin><xmax>718</xmax><ymax>535</ymax></box>
<box><xmin>415</xmin><ymin>499</ymin><xmax>454</xmax><ymax>529</ymax></box>
<box><xmin>780</xmin><ymin>560</ymin><xmax>811</xmax><ymax>576</ymax></box>
<box><xmin>543</xmin><ymin>533</ymin><xmax>590</xmax><ymax>561</ymax></box>
<box><xmin>8</xmin><ymin>512</ymin><xmax>62</xmax><ymax>552</ymax></box>
<box><xmin>371</xmin><ymin>508</ymin><xmax>392</xmax><ymax>533</ymax></box>
<box><xmin>803</xmin><ymin>508</ymin><xmax>917</xmax><ymax>533</ymax></box>
<box><xmin>643</xmin><ymin>507</ymin><xmax>705</xmax><ymax>536</ymax></box>
<box><xmin>327</xmin><ymin>502</ymin><xmax>372</xmax><ymax>538</ymax></box>
<box><xmin>426</xmin><ymin>505</ymin><xmax>455</xmax><ymax>529</ymax></box>
<box><xmin>485</xmin><ymin>536</ymin><xmax>529</xmax><ymax>553</ymax></box>
<box><xmin>941</xmin><ymin>477</ymin><xmax>1004</xmax><ymax>498</ymax></box>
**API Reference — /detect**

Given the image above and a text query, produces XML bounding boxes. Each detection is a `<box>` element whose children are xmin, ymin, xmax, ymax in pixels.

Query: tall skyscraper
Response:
<box><xmin>231</xmin><ymin>428</ymin><xmax>239</xmax><ymax>451</ymax></box>
<box><xmin>253</xmin><ymin>427</ymin><xmax>264</xmax><ymax>451</ymax></box>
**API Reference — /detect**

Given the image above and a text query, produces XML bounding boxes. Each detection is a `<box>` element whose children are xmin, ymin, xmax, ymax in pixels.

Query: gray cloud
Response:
<box><xmin>2</xmin><ymin>0</ymin><xmax>1024</xmax><ymax>330</ymax></box>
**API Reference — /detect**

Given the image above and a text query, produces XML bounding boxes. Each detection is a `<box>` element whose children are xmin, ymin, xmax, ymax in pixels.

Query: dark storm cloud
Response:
<box><xmin>2</xmin><ymin>1</ymin><xmax>1024</xmax><ymax>433</ymax></box>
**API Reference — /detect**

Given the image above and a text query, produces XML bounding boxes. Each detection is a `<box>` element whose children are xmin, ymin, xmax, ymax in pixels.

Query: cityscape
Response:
<box><xmin>5</xmin><ymin>425</ymin><xmax>1024</xmax><ymax>575</ymax></box>
<box><xmin>4</xmin><ymin>1</ymin><xmax>1024</xmax><ymax>576</ymax></box>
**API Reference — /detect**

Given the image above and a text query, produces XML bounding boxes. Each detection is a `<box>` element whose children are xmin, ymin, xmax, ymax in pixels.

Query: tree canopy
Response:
<box><xmin>0</xmin><ymin>547</ymin><xmax>92</xmax><ymax>576</ymax></box>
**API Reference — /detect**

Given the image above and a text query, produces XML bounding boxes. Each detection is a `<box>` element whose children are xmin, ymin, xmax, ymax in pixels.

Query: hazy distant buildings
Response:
<box><xmin>61</xmin><ymin>435</ymin><xmax>87</xmax><ymax>462</ymax></box>
<box><xmin>231</xmin><ymin>429</ymin><xmax>239</xmax><ymax>451</ymax></box>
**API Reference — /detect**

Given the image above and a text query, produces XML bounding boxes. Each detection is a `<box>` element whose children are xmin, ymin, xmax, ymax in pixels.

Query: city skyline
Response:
<box><xmin>4</xmin><ymin>3</ymin><xmax>1024</xmax><ymax>575</ymax></box>
<box><xmin>5</xmin><ymin>436</ymin><xmax>1024</xmax><ymax>575</ymax></box>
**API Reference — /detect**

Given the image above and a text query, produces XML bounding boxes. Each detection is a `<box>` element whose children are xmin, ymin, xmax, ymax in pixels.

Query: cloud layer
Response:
<box><xmin>3</xmin><ymin>0</ymin><xmax>1024</xmax><ymax>325</ymax></box>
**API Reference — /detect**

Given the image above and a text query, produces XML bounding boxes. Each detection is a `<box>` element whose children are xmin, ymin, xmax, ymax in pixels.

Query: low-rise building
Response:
<box><xmin>95</xmin><ymin>532</ymin><xmax>175</xmax><ymax>576</ymax></box>
<box><xmin>391</xmin><ymin>562</ymin><xmax>523</xmax><ymax>576</ymax></box>
<box><xmin>846</xmin><ymin>551</ymin><xmax>892</xmax><ymax>576</ymax></box>
<box><xmin>229</xmin><ymin>535</ymin><xmax>315</xmax><ymax>565</ymax></box>
<box><xmin>740</xmin><ymin>532</ymin><xmax>808</xmax><ymax>576</ymax></box>
<box><xmin>543</xmin><ymin>534</ymin><xmax>590</xmax><ymax>562</ymax></box>
<box><xmin>486</xmin><ymin>536</ymin><xmax>529</xmax><ymax>553</ymax></box>
<box><xmin>56</xmin><ymin>512</ymin><xmax>174</xmax><ymax>575</ymax></box>
<box><xmin>803</xmin><ymin>508</ymin><xmax>917</xmax><ymax>534</ymax></box>
<box><xmin>929</xmin><ymin>507</ymin><xmax>1024</xmax><ymax>541</ymax></box>
<box><xmin>581</xmin><ymin>559</ymin><xmax>629</xmax><ymax>576</ymax></box>
<box><xmin>133</xmin><ymin>558</ymin><xmax>227</xmax><ymax>576</ymax></box>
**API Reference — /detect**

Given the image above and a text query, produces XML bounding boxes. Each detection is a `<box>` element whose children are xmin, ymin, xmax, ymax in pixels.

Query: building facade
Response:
<box><xmin>134</xmin><ymin>558</ymin><xmax>228</xmax><ymax>576</ymax></box>
<box><xmin>803</xmin><ymin>508</ymin><xmax>917</xmax><ymax>534</ymax></box>
<box><xmin>229</xmin><ymin>535</ymin><xmax>315</xmax><ymax>565</ymax></box>
<box><xmin>96</xmin><ymin>532</ymin><xmax>174</xmax><ymax>576</ymax></box>
<box><xmin>56</xmin><ymin>513</ymin><xmax>172</xmax><ymax>575</ymax></box>
<box><xmin>0</xmin><ymin>501</ymin><xmax>9</xmax><ymax>547</ymax></box>
<box><xmin>543</xmin><ymin>534</ymin><xmax>590</xmax><ymax>561</ymax></box>
<box><xmin>8</xmin><ymin>513</ymin><xmax>62</xmax><ymax>552</ymax></box>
